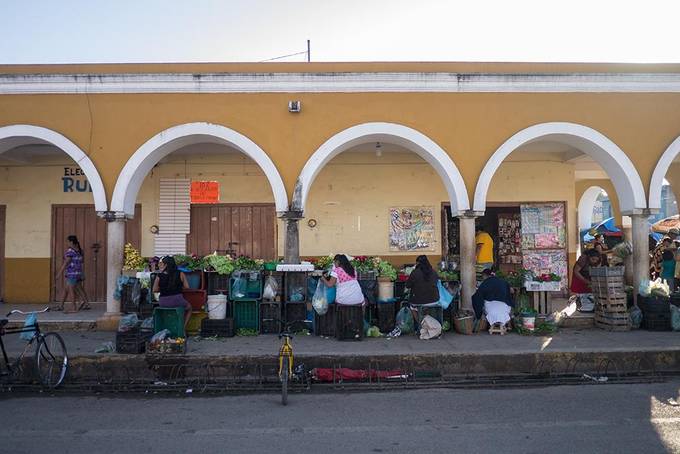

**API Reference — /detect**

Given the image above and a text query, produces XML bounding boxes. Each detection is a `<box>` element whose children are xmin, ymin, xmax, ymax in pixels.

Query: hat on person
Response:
<box><xmin>669</xmin><ymin>228</ymin><xmax>680</xmax><ymax>235</ymax></box>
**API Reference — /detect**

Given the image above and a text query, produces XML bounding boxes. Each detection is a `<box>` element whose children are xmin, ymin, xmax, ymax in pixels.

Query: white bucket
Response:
<box><xmin>378</xmin><ymin>281</ymin><xmax>394</xmax><ymax>301</ymax></box>
<box><xmin>522</xmin><ymin>316</ymin><xmax>536</xmax><ymax>331</ymax></box>
<box><xmin>207</xmin><ymin>294</ymin><xmax>228</xmax><ymax>320</ymax></box>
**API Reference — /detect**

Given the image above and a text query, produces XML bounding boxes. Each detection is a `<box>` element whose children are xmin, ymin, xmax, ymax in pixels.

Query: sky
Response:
<box><xmin>1</xmin><ymin>0</ymin><xmax>680</xmax><ymax>64</ymax></box>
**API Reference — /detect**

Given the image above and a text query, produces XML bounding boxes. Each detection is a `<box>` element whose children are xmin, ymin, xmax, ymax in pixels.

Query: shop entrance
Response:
<box><xmin>51</xmin><ymin>204</ymin><xmax>141</xmax><ymax>302</ymax></box>
<box><xmin>186</xmin><ymin>204</ymin><xmax>277</xmax><ymax>259</ymax></box>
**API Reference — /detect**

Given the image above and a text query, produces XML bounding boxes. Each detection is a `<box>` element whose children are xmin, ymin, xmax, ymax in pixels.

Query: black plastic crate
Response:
<box><xmin>314</xmin><ymin>305</ymin><xmax>336</xmax><ymax>337</ymax></box>
<box><xmin>638</xmin><ymin>296</ymin><xmax>671</xmax><ymax>314</ymax></box>
<box><xmin>643</xmin><ymin>312</ymin><xmax>672</xmax><ymax>331</ymax></box>
<box><xmin>285</xmin><ymin>302</ymin><xmax>307</xmax><ymax>331</ymax></box>
<box><xmin>138</xmin><ymin>303</ymin><xmax>155</xmax><ymax>320</ymax></box>
<box><xmin>359</xmin><ymin>279</ymin><xmax>378</xmax><ymax>305</ymax></box>
<box><xmin>336</xmin><ymin>305</ymin><xmax>364</xmax><ymax>341</ymax></box>
<box><xmin>121</xmin><ymin>278</ymin><xmax>142</xmax><ymax>313</ymax></box>
<box><xmin>376</xmin><ymin>302</ymin><xmax>396</xmax><ymax>334</ymax></box>
<box><xmin>285</xmin><ymin>272</ymin><xmax>308</xmax><ymax>303</ymax></box>
<box><xmin>116</xmin><ymin>327</ymin><xmax>153</xmax><ymax>354</ymax></box>
<box><xmin>260</xmin><ymin>301</ymin><xmax>282</xmax><ymax>334</ymax></box>
<box><xmin>200</xmin><ymin>318</ymin><xmax>235</xmax><ymax>337</ymax></box>
<box><xmin>205</xmin><ymin>272</ymin><xmax>231</xmax><ymax>296</ymax></box>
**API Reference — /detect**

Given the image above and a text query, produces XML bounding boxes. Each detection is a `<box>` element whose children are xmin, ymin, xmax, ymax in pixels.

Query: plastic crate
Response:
<box><xmin>183</xmin><ymin>271</ymin><xmax>205</xmax><ymax>290</ymax></box>
<box><xmin>314</xmin><ymin>305</ymin><xmax>336</xmax><ymax>337</ymax></box>
<box><xmin>205</xmin><ymin>272</ymin><xmax>231</xmax><ymax>296</ymax></box>
<box><xmin>116</xmin><ymin>327</ymin><xmax>153</xmax><ymax>354</ymax></box>
<box><xmin>263</xmin><ymin>271</ymin><xmax>284</xmax><ymax>301</ymax></box>
<box><xmin>138</xmin><ymin>303</ymin><xmax>155</xmax><ymax>320</ymax></box>
<box><xmin>638</xmin><ymin>296</ymin><xmax>671</xmax><ymax>314</ymax></box>
<box><xmin>200</xmin><ymin>318</ymin><xmax>234</xmax><ymax>337</ymax></box>
<box><xmin>230</xmin><ymin>271</ymin><xmax>263</xmax><ymax>301</ymax></box>
<box><xmin>153</xmin><ymin>307</ymin><xmax>185</xmax><ymax>338</ymax></box>
<box><xmin>335</xmin><ymin>305</ymin><xmax>364</xmax><ymax>341</ymax></box>
<box><xmin>285</xmin><ymin>302</ymin><xmax>307</xmax><ymax>331</ymax></box>
<box><xmin>285</xmin><ymin>272</ymin><xmax>308</xmax><ymax>303</ymax></box>
<box><xmin>643</xmin><ymin>311</ymin><xmax>672</xmax><ymax>331</ymax></box>
<box><xmin>357</xmin><ymin>270</ymin><xmax>377</xmax><ymax>281</ymax></box>
<box><xmin>259</xmin><ymin>301</ymin><xmax>282</xmax><ymax>334</ymax></box>
<box><xmin>376</xmin><ymin>302</ymin><xmax>396</xmax><ymax>334</ymax></box>
<box><xmin>233</xmin><ymin>300</ymin><xmax>259</xmax><ymax>330</ymax></box>
<box><xmin>121</xmin><ymin>278</ymin><xmax>141</xmax><ymax>313</ymax></box>
<box><xmin>186</xmin><ymin>311</ymin><xmax>208</xmax><ymax>335</ymax></box>
<box><xmin>359</xmin><ymin>279</ymin><xmax>378</xmax><ymax>305</ymax></box>
<box><xmin>182</xmin><ymin>289</ymin><xmax>207</xmax><ymax>311</ymax></box>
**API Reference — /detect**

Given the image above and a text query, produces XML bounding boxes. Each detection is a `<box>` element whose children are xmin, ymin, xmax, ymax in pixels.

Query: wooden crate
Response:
<box><xmin>594</xmin><ymin>310</ymin><xmax>631</xmax><ymax>332</ymax></box>
<box><xmin>596</xmin><ymin>296</ymin><xmax>628</xmax><ymax>313</ymax></box>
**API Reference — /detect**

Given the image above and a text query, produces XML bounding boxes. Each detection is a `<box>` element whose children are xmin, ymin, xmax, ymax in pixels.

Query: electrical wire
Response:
<box><xmin>260</xmin><ymin>50</ymin><xmax>308</xmax><ymax>62</ymax></box>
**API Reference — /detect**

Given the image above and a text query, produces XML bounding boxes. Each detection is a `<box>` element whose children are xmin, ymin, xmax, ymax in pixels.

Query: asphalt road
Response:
<box><xmin>2</xmin><ymin>382</ymin><xmax>680</xmax><ymax>454</ymax></box>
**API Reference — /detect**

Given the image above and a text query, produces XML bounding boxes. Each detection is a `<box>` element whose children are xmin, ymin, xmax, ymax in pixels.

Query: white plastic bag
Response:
<box><xmin>263</xmin><ymin>275</ymin><xmax>279</xmax><ymax>300</ymax></box>
<box><xmin>419</xmin><ymin>315</ymin><xmax>442</xmax><ymax>340</ymax></box>
<box><xmin>312</xmin><ymin>279</ymin><xmax>329</xmax><ymax>315</ymax></box>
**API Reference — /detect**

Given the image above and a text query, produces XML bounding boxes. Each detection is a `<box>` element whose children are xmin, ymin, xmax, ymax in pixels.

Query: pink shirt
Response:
<box><xmin>330</xmin><ymin>266</ymin><xmax>364</xmax><ymax>305</ymax></box>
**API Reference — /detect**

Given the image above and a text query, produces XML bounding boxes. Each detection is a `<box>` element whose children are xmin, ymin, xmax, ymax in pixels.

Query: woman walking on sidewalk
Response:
<box><xmin>56</xmin><ymin>235</ymin><xmax>88</xmax><ymax>313</ymax></box>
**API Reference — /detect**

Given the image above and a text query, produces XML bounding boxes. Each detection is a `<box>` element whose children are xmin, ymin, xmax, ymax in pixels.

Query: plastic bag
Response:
<box><xmin>437</xmin><ymin>280</ymin><xmax>453</xmax><ymax>309</ymax></box>
<box><xmin>312</xmin><ymin>280</ymin><xmax>329</xmax><ymax>315</ymax></box>
<box><xmin>117</xmin><ymin>313</ymin><xmax>139</xmax><ymax>332</ymax></box>
<box><xmin>396</xmin><ymin>306</ymin><xmax>414</xmax><ymax>334</ymax></box>
<box><xmin>366</xmin><ymin>326</ymin><xmax>382</xmax><ymax>337</ymax></box>
<box><xmin>263</xmin><ymin>276</ymin><xmax>279</xmax><ymax>300</ymax></box>
<box><xmin>232</xmin><ymin>275</ymin><xmax>247</xmax><ymax>299</ymax></box>
<box><xmin>150</xmin><ymin>329</ymin><xmax>170</xmax><ymax>343</ymax></box>
<box><xmin>671</xmin><ymin>304</ymin><xmax>680</xmax><ymax>331</ymax></box>
<box><xmin>629</xmin><ymin>305</ymin><xmax>642</xmax><ymax>329</ymax></box>
<box><xmin>419</xmin><ymin>315</ymin><xmax>442</xmax><ymax>340</ymax></box>
<box><xmin>20</xmin><ymin>313</ymin><xmax>37</xmax><ymax>341</ymax></box>
<box><xmin>577</xmin><ymin>294</ymin><xmax>595</xmax><ymax>312</ymax></box>
<box><xmin>639</xmin><ymin>279</ymin><xmax>652</xmax><ymax>297</ymax></box>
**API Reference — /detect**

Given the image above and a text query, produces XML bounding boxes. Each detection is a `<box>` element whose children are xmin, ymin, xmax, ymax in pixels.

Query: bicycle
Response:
<box><xmin>0</xmin><ymin>307</ymin><xmax>68</xmax><ymax>389</ymax></box>
<box><xmin>277</xmin><ymin>321</ymin><xmax>294</xmax><ymax>406</ymax></box>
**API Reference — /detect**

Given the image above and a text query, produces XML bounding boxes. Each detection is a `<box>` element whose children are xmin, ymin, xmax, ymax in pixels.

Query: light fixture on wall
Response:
<box><xmin>375</xmin><ymin>142</ymin><xmax>382</xmax><ymax>157</ymax></box>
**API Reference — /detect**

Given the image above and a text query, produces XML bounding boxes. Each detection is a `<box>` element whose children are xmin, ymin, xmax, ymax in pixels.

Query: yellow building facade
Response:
<box><xmin>2</xmin><ymin>62</ymin><xmax>680</xmax><ymax>317</ymax></box>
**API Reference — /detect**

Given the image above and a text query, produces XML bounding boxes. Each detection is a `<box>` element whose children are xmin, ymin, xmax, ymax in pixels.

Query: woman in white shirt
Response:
<box><xmin>322</xmin><ymin>254</ymin><xmax>365</xmax><ymax>305</ymax></box>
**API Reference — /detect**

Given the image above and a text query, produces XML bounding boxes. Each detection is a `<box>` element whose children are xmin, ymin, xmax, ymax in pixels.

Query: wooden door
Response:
<box><xmin>186</xmin><ymin>204</ymin><xmax>276</xmax><ymax>259</ymax></box>
<box><xmin>0</xmin><ymin>206</ymin><xmax>5</xmax><ymax>302</ymax></box>
<box><xmin>51</xmin><ymin>205</ymin><xmax>141</xmax><ymax>302</ymax></box>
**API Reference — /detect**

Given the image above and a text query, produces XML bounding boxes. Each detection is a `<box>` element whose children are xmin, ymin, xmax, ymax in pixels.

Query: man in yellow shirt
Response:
<box><xmin>475</xmin><ymin>225</ymin><xmax>494</xmax><ymax>272</ymax></box>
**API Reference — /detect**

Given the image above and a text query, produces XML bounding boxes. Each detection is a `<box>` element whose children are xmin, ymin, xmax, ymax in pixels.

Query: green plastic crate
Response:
<box><xmin>153</xmin><ymin>307</ymin><xmax>185</xmax><ymax>338</ymax></box>
<box><xmin>234</xmin><ymin>300</ymin><xmax>259</xmax><ymax>330</ymax></box>
<box><xmin>230</xmin><ymin>272</ymin><xmax>263</xmax><ymax>301</ymax></box>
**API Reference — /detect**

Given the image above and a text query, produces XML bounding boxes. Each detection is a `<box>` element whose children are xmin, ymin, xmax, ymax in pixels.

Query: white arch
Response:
<box><xmin>294</xmin><ymin>122</ymin><xmax>470</xmax><ymax>215</ymax></box>
<box><xmin>578</xmin><ymin>186</ymin><xmax>606</xmax><ymax>230</ymax></box>
<box><xmin>649</xmin><ymin>135</ymin><xmax>680</xmax><ymax>210</ymax></box>
<box><xmin>473</xmin><ymin>122</ymin><xmax>646</xmax><ymax>214</ymax></box>
<box><xmin>111</xmin><ymin>122</ymin><xmax>289</xmax><ymax>216</ymax></box>
<box><xmin>0</xmin><ymin>124</ymin><xmax>107</xmax><ymax>212</ymax></box>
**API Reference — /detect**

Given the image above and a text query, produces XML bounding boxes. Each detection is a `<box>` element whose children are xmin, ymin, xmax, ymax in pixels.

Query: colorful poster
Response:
<box><xmin>389</xmin><ymin>207</ymin><xmax>435</xmax><ymax>251</ymax></box>
<box><xmin>522</xmin><ymin>250</ymin><xmax>568</xmax><ymax>289</ymax></box>
<box><xmin>190</xmin><ymin>181</ymin><xmax>220</xmax><ymax>204</ymax></box>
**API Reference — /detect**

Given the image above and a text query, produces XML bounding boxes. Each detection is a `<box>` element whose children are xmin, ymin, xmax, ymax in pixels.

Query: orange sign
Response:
<box><xmin>190</xmin><ymin>181</ymin><xmax>220</xmax><ymax>204</ymax></box>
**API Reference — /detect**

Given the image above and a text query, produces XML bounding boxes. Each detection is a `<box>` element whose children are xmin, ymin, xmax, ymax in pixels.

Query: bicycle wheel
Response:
<box><xmin>35</xmin><ymin>332</ymin><xmax>68</xmax><ymax>389</ymax></box>
<box><xmin>281</xmin><ymin>355</ymin><xmax>289</xmax><ymax>406</ymax></box>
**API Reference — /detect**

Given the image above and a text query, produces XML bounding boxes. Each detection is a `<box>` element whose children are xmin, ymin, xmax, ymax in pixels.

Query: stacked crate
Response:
<box><xmin>590</xmin><ymin>266</ymin><xmax>630</xmax><ymax>331</ymax></box>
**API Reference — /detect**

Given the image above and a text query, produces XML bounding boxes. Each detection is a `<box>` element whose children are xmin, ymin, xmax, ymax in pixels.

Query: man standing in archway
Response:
<box><xmin>475</xmin><ymin>224</ymin><xmax>495</xmax><ymax>279</ymax></box>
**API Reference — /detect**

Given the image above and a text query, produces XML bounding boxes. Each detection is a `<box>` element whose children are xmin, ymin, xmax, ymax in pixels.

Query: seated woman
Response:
<box><xmin>472</xmin><ymin>269</ymin><xmax>514</xmax><ymax>327</ymax></box>
<box><xmin>322</xmin><ymin>254</ymin><xmax>364</xmax><ymax>306</ymax></box>
<box><xmin>405</xmin><ymin>255</ymin><xmax>439</xmax><ymax>321</ymax></box>
<box><xmin>152</xmin><ymin>256</ymin><xmax>192</xmax><ymax>329</ymax></box>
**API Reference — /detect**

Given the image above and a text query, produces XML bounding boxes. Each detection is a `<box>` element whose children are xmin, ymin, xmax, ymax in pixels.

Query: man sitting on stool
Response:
<box><xmin>472</xmin><ymin>269</ymin><xmax>515</xmax><ymax>329</ymax></box>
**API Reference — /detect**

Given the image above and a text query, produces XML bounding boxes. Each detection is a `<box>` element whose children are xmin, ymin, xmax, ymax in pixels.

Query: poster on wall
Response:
<box><xmin>522</xmin><ymin>250</ymin><xmax>568</xmax><ymax>289</ymax></box>
<box><xmin>389</xmin><ymin>207</ymin><xmax>435</xmax><ymax>251</ymax></box>
<box><xmin>520</xmin><ymin>203</ymin><xmax>565</xmax><ymax>249</ymax></box>
<box><xmin>190</xmin><ymin>181</ymin><xmax>220</xmax><ymax>204</ymax></box>
<box><xmin>498</xmin><ymin>213</ymin><xmax>522</xmax><ymax>264</ymax></box>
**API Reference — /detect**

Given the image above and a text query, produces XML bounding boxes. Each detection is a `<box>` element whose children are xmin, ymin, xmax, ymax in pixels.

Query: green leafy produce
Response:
<box><xmin>376</xmin><ymin>260</ymin><xmax>397</xmax><ymax>281</ymax></box>
<box><xmin>366</xmin><ymin>326</ymin><xmax>382</xmax><ymax>337</ymax></box>
<box><xmin>204</xmin><ymin>253</ymin><xmax>235</xmax><ymax>275</ymax></box>
<box><xmin>437</xmin><ymin>270</ymin><xmax>459</xmax><ymax>281</ymax></box>
<box><xmin>315</xmin><ymin>255</ymin><xmax>335</xmax><ymax>270</ymax></box>
<box><xmin>234</xmin><ymin>256</ymin><xmax>263</xmax><ymax>271</ymax></box>
<box><xmin>236</xmin><ymin>328</ymin><xmax>259</xmax><ymax>336</ymax></box>
<box><xmin>442</xmin><ymin>320</ymin><xmax>451</xmax><ymax>332</ymax></box>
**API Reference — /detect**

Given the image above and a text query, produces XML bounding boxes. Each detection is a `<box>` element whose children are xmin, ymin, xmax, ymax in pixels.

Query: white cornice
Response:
<box><xmin>2</xmin><ymin>72</ymin><xmax>680</xmax><ymax>94</ymax></box>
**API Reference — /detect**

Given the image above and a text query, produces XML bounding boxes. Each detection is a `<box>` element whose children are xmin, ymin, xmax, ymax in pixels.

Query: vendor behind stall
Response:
<box><xmin>322</xmin><ymin>254</ymin><xmax>364</xmax><ymax>306</ymax></box>
<box><xmin>571</xmin><ymin>249</ymin><xmax>602</xmax><ymax>294</ymax></box>
<box><xmin>471</xmin><ymin>269</ymin><xmax>514</xmax><ymax>325</ymax></box>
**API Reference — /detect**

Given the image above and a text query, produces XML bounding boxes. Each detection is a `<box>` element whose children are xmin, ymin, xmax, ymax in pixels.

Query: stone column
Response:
<box><xmin>621</xmin><ymin>217</ymin><xmax>634</xmax><ymax>286</ymax></box>
<box><xmin>630</xmin><ymin>212</ymin><xmax>651</xmax><ymax>301</ymax></box>
<box><xmin>281</xmin><ymin>210</ymin><xmax>303</xmax><ymax>264</ymax></box>
<box><xmin>458</xmin><ymin>214</ymin><xmax>477</xmax><ymax>311</ymax></box>
<box><xmin>98</xmin><ymin>213</ymin><xmax>126</xmax><ymax>331</ymax></box>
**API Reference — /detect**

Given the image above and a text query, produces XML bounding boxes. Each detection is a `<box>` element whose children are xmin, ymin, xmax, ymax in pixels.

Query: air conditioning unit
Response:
<box><xmin>288</xmin><ymin>100</ymin><xmax>301</xmax><ymax>113</ymax></box>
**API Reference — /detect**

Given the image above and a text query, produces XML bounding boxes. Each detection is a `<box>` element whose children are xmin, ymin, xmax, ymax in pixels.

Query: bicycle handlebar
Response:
<box><xmin>7</xmin><ymin>307</ymin><xmax>50</xmax><ymax>317</ymax></box>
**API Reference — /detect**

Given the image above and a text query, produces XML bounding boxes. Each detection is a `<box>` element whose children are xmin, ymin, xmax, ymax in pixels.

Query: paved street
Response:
<box><xmin>2</xmin><ymin>382</ymin><xmax>680</xmax><ymax>454</ymax></box>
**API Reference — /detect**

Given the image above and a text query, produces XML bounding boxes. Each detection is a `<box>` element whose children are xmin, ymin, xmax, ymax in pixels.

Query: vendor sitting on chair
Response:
<box><xmin>472</xmin><ymin>269</ymin><xmax>514</xmax><ymax>327</ymax></box>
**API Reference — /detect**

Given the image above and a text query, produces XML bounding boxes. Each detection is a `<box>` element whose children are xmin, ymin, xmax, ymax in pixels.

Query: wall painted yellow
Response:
<box><xmin>575</xmin><ymin>179</ymin><xmax>623</xmax><ymax>226</ymax></box>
